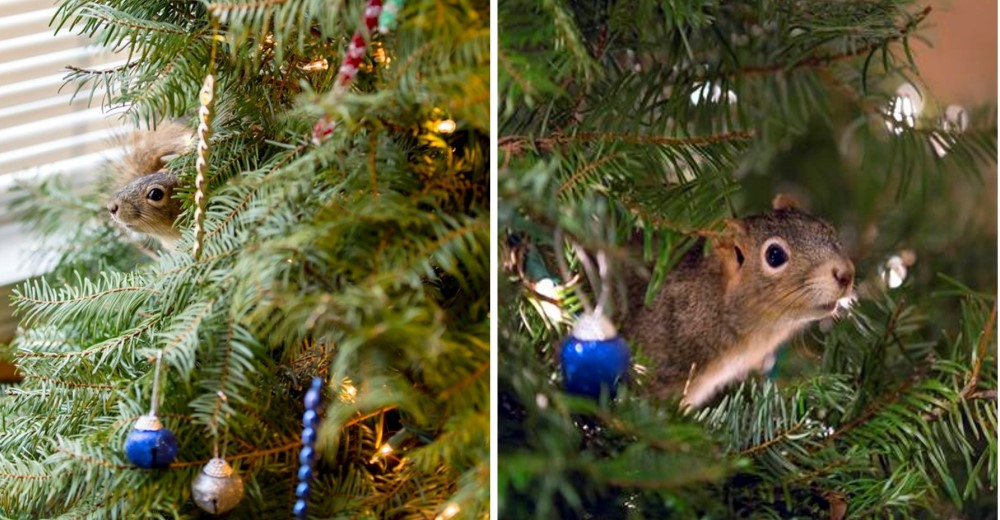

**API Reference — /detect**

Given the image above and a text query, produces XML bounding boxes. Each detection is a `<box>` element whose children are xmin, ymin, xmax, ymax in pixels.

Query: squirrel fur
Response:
<box><xmin>106</xmin><ymin>123</ymin><xmax>193</xmax><ymax>249</ymax></box>
<box><xmin>624</xmin><ymin>195</ymin><xmax>855</xmax><ymax>409</ymax></box>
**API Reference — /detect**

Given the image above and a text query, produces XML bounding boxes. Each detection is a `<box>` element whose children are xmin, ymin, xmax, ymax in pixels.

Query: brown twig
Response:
<box><xmin>558</xmin><ymin>152</ymin><xmax>624</xmax><ymax>195</ymax></box>
<box><xmin>738</xmin><ymin>419</ymin><xmax>808</xmax><ymax>457</ymax></box>
<box><xmin>961</xmin><ymin>301</ymin><xmax>997</xmax><ymax>398</ymax></box>
<box><xmin>438</xmin><ymin>361</ymin><xmax>489</xmax><ymax>401</ymax></box>
<box><xmin>737</xmin><ymin>6</ymin><xmax>933</xmax><ymax>76</ymax></box>
<box><xmin>500</xmin><ymin>129</ymin><xmax>756</xmax><ymax>157</ymax></box>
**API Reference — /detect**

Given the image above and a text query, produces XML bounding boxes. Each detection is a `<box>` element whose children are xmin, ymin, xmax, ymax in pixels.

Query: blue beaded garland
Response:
<box><xmin>304</xmin><ymin>391</ymin><xmax>320</xmax><ymax>410</ymax></box>
<box><xmin>299</xmin><ymin>446</ymin><xmax>315</xmax><ymax>465</ymax></box>
<box><xmin>560</xmin><ymin>313</ymin><xmax>631</xmax><ymax>398</ymax></box>
<box><xmin>124</xmin><ymin>419</ymin><xmax>179</xmax><ymax>469</ymax></box>
<box><xmin>293</xmin><ymin>377</ymin><xmax>324</xmax><ymax>520</ymax></box>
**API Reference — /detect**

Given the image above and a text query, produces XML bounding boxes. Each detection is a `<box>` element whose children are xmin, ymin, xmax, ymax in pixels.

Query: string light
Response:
<box><xmin>690</xmin><ymin>81</ymin><xmax>737</xmax><ymax>105</ymax></box>
<box><xmin>885</xmin><ymin>82</ymin><xmax>922</xmax><ymax>135</ymax></box>
<box><xmin>435</xmin><ymin>119</ymin><xmax>457</xmax><ymax>134</ymax></box>
<box><xmin>369</xmin><ymin>443</ymin><xmax>394</xmax><ymax>463</ymax></box>
<box><xmin>531</xmin><ymin>278</ymin><xmax>564</xmax><ymax>322</ymax></box>
<box><xmin>434</xmin><ymin>503</ymin><xmax>461</xmax><ymax>520</ymax></box>
<box><xmin>301</xmin><ymin>58</ymin><xmax>329</xmax><ymax>72</ymax></box>
<box><xmin>339</xmin><ymin>379</ymin><xmax>358</xmax><ymax>403</ymax></box>
<box><xmin>879</xmin><ymin>255</ymin><xmax>908</xmax><ymax>289</ymax></box>
<box><xmin>369</xmin><ymin>430</ymin><xmax>412</xmax><ymax>463</ymax></box>
<box><xmin>372</xmin><ymin>45</ymin><xmax>390</xmax><ymax>65</ymax></box>
<box><xmin>931</xmin><ymin>104</ymin><xmax>970</xmax><ymax>158</ymax></box>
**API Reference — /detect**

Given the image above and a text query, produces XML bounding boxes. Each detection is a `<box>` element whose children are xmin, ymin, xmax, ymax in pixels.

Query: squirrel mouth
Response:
<box><xmin>817</xmin><ymin>301</ymin><xmax>837</xmax><ymax>312</ymax></box>
<box><xmin>818</xmin><ymin>294</ymin><xmax>857</xmax><ymax>315</ymax></box>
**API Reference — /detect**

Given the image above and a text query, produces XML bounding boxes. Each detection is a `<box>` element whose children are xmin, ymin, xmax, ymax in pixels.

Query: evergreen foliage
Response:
<box><xmin>499</xmin><ymin>1</ymin><xmax>996</xmax><ymax>518</ymax></box>
<box><xmin>1</xmin><ymin>0</ymin><xmax>488</xmax><ymax>517</ymax></box>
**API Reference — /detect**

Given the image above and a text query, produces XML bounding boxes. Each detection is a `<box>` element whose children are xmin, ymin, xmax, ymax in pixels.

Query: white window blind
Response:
<box><xmin>0</xmin><ymin>0</ymin><xmax>127</xmax><ymax>287</ymax></box>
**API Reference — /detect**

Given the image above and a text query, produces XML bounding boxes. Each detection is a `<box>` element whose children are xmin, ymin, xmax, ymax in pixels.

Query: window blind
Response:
<box><xmin>0</xmin><ymin>0</ymin><xmax>126</xmax><ymax>287</ymax></box>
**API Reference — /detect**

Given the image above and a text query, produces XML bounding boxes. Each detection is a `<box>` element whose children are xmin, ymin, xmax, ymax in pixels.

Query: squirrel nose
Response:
<box><xmin>833</xmin><ymin>263</ymin><xmax>854</xmax><ymax>289</ymax></box>
<box><xmin>107</xmin><ymin>202</ymin><xmax>119</xmax><ymax>215</ymax></box>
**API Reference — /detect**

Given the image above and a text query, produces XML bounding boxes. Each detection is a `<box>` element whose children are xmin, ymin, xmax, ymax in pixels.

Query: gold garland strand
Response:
<box><xmin>193</xmin><ymin>21</ymin><xmax>221</xmax><ymax>261</ymax></box>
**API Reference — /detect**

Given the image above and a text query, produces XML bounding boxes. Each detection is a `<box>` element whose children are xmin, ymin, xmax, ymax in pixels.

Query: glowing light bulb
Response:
<box><xmin>435</xmin><ymin>119</ymin><xmax>457</xmax><ymax>134</ymax></box>
<box><xmin>434</xmin><ymin>503</ymin><xmax>461</xmax><ymax>520</ymax></box>
<box><xmin>690</xmin><ymin>82</ymin><xmax>737</xmax><ymax>105</ymax></box>
<box><xmin>886</xmin><ymin>83</ymin><xmax>922</xmax><ymax>135</ymax></box>
<box><xmin>301</xmin><ymin>58</ymin><xmax>328</xmax><ymax>72</ymax></box>
<box><xmin>879</xmin><ymin>255</ymin><xmax>907</xmax><ymax>289</ymax></box>
<box><xmin>369</xmin><ymin>443</ymin><xmax>393</xmax><ymax>463</ymax></box>
<box><xmin>532</xmin><ymin>278</ymin><xmax>564</xmax><ymax>322</ymax></box>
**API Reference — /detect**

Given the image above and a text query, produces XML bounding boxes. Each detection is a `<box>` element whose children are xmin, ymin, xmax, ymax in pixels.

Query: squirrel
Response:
<box><xmin>106</xmin><ymin>122</ymin><xmax>193</xmax><ymax>249</ymax></box>
<box><xmin>624</xmin><ymin>194</ymin><xmax>855</xmax><ymax>409</ymax></box>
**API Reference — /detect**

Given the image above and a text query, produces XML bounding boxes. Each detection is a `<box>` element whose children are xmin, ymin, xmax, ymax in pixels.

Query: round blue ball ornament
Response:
<box><xmin>560</xmin><ymin>312</ymin><xmax>630</xmax><ymax>398</ymax></box>
<box><xmin>125</xmin><ymin>414</ymin><xmax>179</xmax><ymax>469</ymax></box>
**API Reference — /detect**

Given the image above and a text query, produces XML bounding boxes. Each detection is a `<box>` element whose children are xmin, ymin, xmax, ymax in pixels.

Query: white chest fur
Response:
<box><xmin>681</xmin><ymin>321</ymin><xmax>802</xmax><ymax>409</ymax></box>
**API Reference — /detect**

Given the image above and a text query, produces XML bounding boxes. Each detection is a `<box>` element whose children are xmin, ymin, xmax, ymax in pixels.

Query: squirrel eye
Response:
<box><xmin>765</xmin><ymin>243</ymin><xmax>788</xmax><ymax>268</ymax></box>
<box><xmin>147</xmin><ymin>188</ymin><xmax>164</xmax><ymax>201</ymax></box>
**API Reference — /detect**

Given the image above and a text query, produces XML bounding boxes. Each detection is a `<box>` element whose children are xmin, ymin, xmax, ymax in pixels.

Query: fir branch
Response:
<box><xmin>64</xmin><ymin>62</ymin><xmax>139</xmax><ymax>76</ymax></box>
<box><xmin>0</xmin><ymin>472</ymin><xmax>51</xmax><ymax>481</ymax></box>
<box><xmin>738</xmin><ymin>418</ymin><xmax>810</xmax><ymax>458</ymax></box>
<box><xmin>438</xmin><ymin>360</ymin><xmax>489</xmax><ymax>401</ymax></box>
<box><xmin>558</xmin><ymin>152</ymin><xmax>624</xmax><ymax>196</ymax></box>
<box><xmin>961</xmin><ymin>302</ymin><xmax>997</xmax><ymax>397</ymax></box>
<box><xmin>13</xmin><ymin>286</ymin><xmax>157</xmax><ymax>308</ymax></box>
<box><xmin>500</xmin><ymin>129</ymin><xmax>757</xmax><ymax>156</ymax></box>
<box><xmin>54</xmin><ymin>447</ymin><xmax>129</xmax><ymax>471</ymax></box>
<box><xmin>615</xmin><ymin>192</ymin><xmax>716</xmax><ymax>237</ymax></box>
<box><xmin>170</xmin><ymin>441</ymin><xmax>300</xmax><ymax>468</ymax></box>
<box><xmin>30</xmin><ymin>376</ymin><xmax>116</xmax><ymax>391</ymax></box>
<box><xmin>13</xmin><ymin>319</ymin><xmax>157</xmax><ymax>359</ymax></box>
<box><xmin>208</xmin><ymin>0</ymin><xmax>290</xmax><ymax>11</ymax></box>
<box><xmin>739</xmin><ymin>6</ymin><xmax>931</xmax><ymax>76</ymax></box>
<box><xmin>80</xmin><ymin>4</ymin><xmax>187</xmax><ymax>35</ymax></box>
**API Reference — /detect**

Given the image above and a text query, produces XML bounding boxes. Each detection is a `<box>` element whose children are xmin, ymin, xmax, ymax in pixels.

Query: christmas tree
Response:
<box><xmin>499</xmin><ymin>1</ymin><xmax>996</xmax><ymax>518</ymax></box>
<box><xmin>1</xmin><ymin>0</ymin><xmax>489</xmax><ymax>518</ymax></box>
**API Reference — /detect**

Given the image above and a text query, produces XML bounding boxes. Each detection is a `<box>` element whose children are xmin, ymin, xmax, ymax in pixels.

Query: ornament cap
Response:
<box><xmin>133</xmin><ymin>414</ymin><xmax>163</xmax><ymax>431</ymax></box>
<box><xmin>571</xmin><ymin>312</ymin><xmax>618</xmax><ymax>341</ymax></box>
<box><xmin>202</xmin><ymin>457</ymin><xmax>235</xmax><ymax>478</ymax></box>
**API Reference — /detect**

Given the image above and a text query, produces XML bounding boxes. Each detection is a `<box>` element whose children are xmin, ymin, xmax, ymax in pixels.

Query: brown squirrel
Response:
<box><xmin>625</xmin><ymin>195</ymin><xmax>855</xmax><ymax>409</ymax></box>
<box><xmin>106</xmin><ymin>123</ymin><xmax>193</xmax><ymax>249</ymax></box>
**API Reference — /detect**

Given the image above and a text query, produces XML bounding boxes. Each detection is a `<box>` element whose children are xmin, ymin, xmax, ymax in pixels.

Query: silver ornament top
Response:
<box><xmin>571</xmin><ymin>311</ymin><xmax>618</xmax><ymax>341</ymax></box>
<box><xmin>133</xmin><ymin>414</ymin><xmax>163</xmax><ymax>431</ymax></box>
<box><xmin>201</xmin><ymin>457</ymin><xmax>235</xmax><ymax>478</ymax></box>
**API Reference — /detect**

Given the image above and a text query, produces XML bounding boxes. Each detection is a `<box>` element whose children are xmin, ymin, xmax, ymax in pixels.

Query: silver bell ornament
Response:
<box><xmin>191</xmin><ymin>457</ymin><xmax>244</xmax><ymax>515</ymax></box>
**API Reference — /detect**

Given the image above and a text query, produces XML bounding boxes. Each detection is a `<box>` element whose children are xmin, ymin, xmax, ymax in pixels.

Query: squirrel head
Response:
<box><xmin>107</xmin><ymin>171</ymin><xmax>183</xmax><ymax>247</ymax></box>
<box><xmin>106</xmin><ymin>123</ymin><xmax>192</xmax><ymax>249</ymax></box>
<box><xmin>712</xmin><ymin>194</ymin><xmax>855</xmax><ymax>324</ymax></box>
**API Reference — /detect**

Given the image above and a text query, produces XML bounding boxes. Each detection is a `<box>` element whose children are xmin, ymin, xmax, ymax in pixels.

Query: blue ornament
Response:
<box><xmin>560</xmin><ymin>312</ymin><xmax>630</xmax><ymax>398</ymax></box>
<box><xmin>125</xmin><ymin>415</ymin><xmax>179</xmax><ymax>469</ymax></box>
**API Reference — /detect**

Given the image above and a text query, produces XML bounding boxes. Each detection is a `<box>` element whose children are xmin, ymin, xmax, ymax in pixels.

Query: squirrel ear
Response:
<box><xmin>772</xmin><ymin>193</ymin><xmax>800</xmax><ymax>211</ymax></box>
<box><xmin>713</xmin><ymin>218</ymin><xmax>748</xmax><ymax>281</ymax></box>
